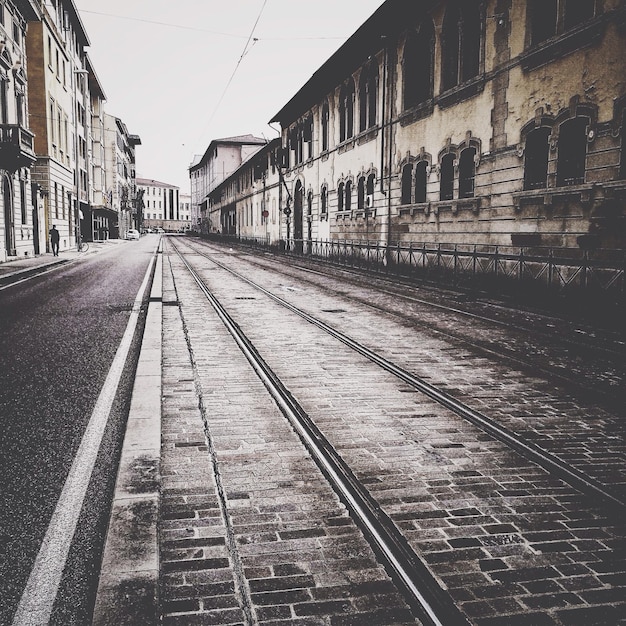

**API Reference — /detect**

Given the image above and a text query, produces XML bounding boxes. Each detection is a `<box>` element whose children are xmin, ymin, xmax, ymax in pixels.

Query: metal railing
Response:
<box><xmin>202</xmin><ymin>234</ymin><xmax>625</xmax><ymax>309</ymax></box>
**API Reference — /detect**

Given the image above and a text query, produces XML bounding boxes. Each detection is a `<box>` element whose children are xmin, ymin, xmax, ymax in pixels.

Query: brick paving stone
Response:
<box><xmin>159</xmin><ymin>252</ymin><xmax>419</xmax><ymax>624</ymax></box>
<box><xmin>160</xmin><ymin>242</ymin><xmax>626</xmax><ymax>625</ymax></box>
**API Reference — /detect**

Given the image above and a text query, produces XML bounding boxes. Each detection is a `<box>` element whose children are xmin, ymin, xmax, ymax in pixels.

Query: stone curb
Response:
<box><xmin>92</xmin><ymin>245</ymin><xmax>163</xmax><ymax>625</ymax></box>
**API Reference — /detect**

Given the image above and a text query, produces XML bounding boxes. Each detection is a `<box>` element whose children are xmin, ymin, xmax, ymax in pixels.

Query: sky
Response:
<box><xmin>74</xmin><ymin>0</ymin><xmax>386</xmax><ymax>193</ymax></box>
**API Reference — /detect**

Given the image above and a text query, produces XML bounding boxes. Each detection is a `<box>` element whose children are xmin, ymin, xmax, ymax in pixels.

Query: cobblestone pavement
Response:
<box><xmin>159</xmin><ymin>251</ymin><xmax>419</xmax><ymax>625</ymax></box>
<box><xmin>158</xmin><ymin>240</ymin><xmax>626</xmax><ymax>626</ymax></box>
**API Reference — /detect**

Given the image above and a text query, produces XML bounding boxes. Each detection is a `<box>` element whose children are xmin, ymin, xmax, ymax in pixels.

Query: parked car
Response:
<box><xmin>125</xmin><ymin>229</ymin><xmax>140</xmax><ymax>240</ymax></box>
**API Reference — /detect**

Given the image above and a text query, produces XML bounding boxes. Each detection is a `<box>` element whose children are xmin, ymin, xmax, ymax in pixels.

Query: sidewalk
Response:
<box><xmin>0</xmin><ymin>239</ymin><xmax>125</xmax><ymax>284</ymax></box>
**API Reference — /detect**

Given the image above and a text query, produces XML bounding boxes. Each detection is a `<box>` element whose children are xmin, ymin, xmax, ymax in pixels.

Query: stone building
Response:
<box><xmin>0</xmin><ymin>0</ymin><xmax>40</xmax><ymax>262</ymax></box>
<box><xmin>207</xmin><ymin>138</ymin><xmax>281</xmax><ymax>242</ymax></box>
<box><xmin>189</xmin><ymin>134</ymin><xmax>267</xmax><ymax>234</ymax></box>
<box><xmin>268</xmin><ymin>0</ymin><xmax>626</xmax><ymax>251</ymax></box>
<box><xmin>103</xmin><ymin>113</ymin><xmax>141</xmax><ymax>238</ymax></box>
<box><xmin>136</xmin><ymin>177</ymin><xmax>189</xmax><ymax>232</ymax></box>
<box><xmin>26</xmin><ymin>0</ymin><xmax>90</xmax><ymax>255</ymax></box>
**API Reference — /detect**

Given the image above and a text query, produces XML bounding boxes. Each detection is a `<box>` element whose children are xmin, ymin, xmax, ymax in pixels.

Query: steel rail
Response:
<box><xmin>174</xmin><ymin>238</ymin><xmax>626</xmax><ymax>513</ymax></box>
<box><xmin>170</xmin><ymin>241</ymin><xmax>471</xmax><ymax>626</ymax></box>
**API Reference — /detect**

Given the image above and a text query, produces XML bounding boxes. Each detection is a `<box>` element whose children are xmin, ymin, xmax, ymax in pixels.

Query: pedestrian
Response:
<box><xmin>49</xmin><ymin>225</ymin><xmax>60</xmax><ymax>256</ymax></box>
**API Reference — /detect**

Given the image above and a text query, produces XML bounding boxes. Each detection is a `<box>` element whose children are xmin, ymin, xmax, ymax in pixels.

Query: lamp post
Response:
<box><xmin>73</xmin><ymin>68</ymin><xmax>89</xmax><ymax>248</ymax></box>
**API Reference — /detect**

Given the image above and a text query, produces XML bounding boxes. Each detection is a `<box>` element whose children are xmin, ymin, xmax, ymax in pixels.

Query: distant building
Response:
<box><xmin>104</xmin><ymin>114</ymin><xmax>141</xmax><ymax>238</ymax></box>
<box><xmin>137</xmin><ymin>177</ymin><xmax>190</xmax><ymax>232</ymax></box>
<box><xmin>189</xmin><ymin>134</ymin><xmax>267</xmax><ymax>233</ymax></box>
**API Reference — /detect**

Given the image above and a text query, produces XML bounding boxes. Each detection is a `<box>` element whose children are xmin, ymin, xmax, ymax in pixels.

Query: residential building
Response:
<box><xmin>103</xmin><ymin>113</ymin><xmax>140</xmax><ymax>238</ymax></box>
<box><xmin>136</xmin><ymin>177</ymin><xmax>188</xmax><ymax>232</ymax></box>
<box><xmin>267</xmin><ymin>0</ymin><xmax>626</xmax><ymax>251</ymax></box>
<box><xmin>189</xmin><ymin>134</ymin><xmax>266</xmax><ymax>234</ymax></box>
<box><xmin>26</xmin><ymin>0</ymin><xmax>90</xmax><ymax>254</ymax></box>
<box><xmin>0</xmin><ymin>0</ymin><xmax>40</xmax><ymax>262</ymax></box>
<box><xmin>84</xmin><ymin>55</ymin><xmax>113</xmax><ymax>241</ymax></box>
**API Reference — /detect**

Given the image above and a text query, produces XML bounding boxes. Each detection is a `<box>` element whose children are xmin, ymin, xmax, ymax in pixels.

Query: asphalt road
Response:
<box><xmin>0</xmin><ymin>236</ymin><xmax>159</xmax><ymax>625</ymax></box>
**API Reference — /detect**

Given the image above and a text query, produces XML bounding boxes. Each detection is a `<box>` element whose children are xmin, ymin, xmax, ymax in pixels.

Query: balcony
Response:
<box><xmin>0</xmin><ymin>125</ymin><xmax>36</xmax><ymax>171</ymax></box>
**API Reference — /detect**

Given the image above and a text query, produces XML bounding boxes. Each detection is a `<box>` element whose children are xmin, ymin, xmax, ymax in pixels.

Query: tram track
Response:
<box><xmin>164</xmin><ymin>235</ymin><xmax>626</xmax><ymax>622</ymax></box>
<box><xmin>233</xmin><ymin>247</ymin><xmax>625</xmax><ymax>406</ymax></box>
<box><xmin>169</xmin><ymin>237</ymin><xmax>625</xmax><ymax>513</ymax></box>
<box><xmin>167</xmin><ymin>239</ymin><xmax>466</xmax><ymax>626</ymax></box>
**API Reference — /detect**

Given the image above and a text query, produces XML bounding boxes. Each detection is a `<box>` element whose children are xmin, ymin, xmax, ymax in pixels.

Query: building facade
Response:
<box><xmin>26</xmin><ymin>0</ymin><xmax>91</xmax><ymax>255</ymax></box>
<box><xmin>136</xmin><ymin>177</ymin><xmax>189</xmax><ymax>232</ymax></box>
<box><xmin>265</xmin><ymin>0</ymin><xmax>626</xmax><ymax>252</ymax></box>
<box><xmin>207</xmin><ymin>138</ymin><xmax>281</xmax><ymax>241</ymax></box>
<box><xmin>189</xmin><ymin>134</ymin><xmax>267</xmax><ymax>234</ymax></box>
<box><xmin>0</xmin><ymin>0</ymin><xmax>40</xmax><ymax>262</ymax></box>
<box><xmin>103</xmin><ymin>113</ymin><xmax>140</xmax><ymax>238</ymax></box>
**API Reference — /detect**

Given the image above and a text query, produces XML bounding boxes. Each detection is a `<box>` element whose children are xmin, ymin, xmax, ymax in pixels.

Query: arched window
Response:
<box><xmin>337</xmin><ymin>182</ymin><xmax>344</xmax><ymax>211</ymax></box>
<box><xmin>415</xmin><ymin>161</ymin><xmax>428</xmax><ymax>203</ymax></box>
<box><xmin>366</xmin><ymin>173</ymin><xmax>376</xmax><ymax>196</ymax></box>
<box><xmin>357</xmin><ymin>176</ymin><xmax>366</xmax><ymax>209</ymax></box>
<box><xmin>359</xmin><ymin>62</ymin><xmax>378</xmax><ymax>132</ymax></box>
<box><xmin>345</xmin><ymin>180</ymin><xmax>353</xmax><ymax>211</ymax></box>
<box><xmin>529</xmin><ymin>0</ymin><xmax>557</xmax><ymax>45</ymax></box>
<box><xmin>524</xmin><ymin>126</ymin><xmax>551</xmax><ymax>190</ymax></box>
<box><xmin>321</xmin><ymin>185</ymin><xmax>328</xmax><ymax>215</ymax></box>
<box><xmin>321</xmin><ymin>101</ymin><xmax>329</xmax><ymax>152</ymax></box>
<box><xmin>458</xmin><ymin>147</ymin><xmax>476</xmax><ymax>198</ymax></box>
<box><xmin>403</xmin><ymin>19</ymin><xmax>434</xmax><ymax>110</ymax></box>
<box><xmin>339</xmin><ymin>78</ymin><xmax>355</xmax><ymax>142</ymax></box>
<box><xmin>557</xmin><ymin>117</ymin><xmax>589</xmax><ymax>186</ymax></box>
<box><xmin>401</xmin><ymin>164</ymin><xmax>413</xmax><ymax>204</ymax></box>
<box><xmin>441</xmin><ymin>0</ymin><xmax>481</xmax><ymax>91</ymax></box>
<box><xmin>440</xmin><ymin>153</ymin><xmax>456</xmax><ymax>201</ymax></box>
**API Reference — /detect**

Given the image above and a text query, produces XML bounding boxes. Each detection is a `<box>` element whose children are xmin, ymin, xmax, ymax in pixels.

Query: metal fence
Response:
<box><xmin>203</xmin><ymin>234</ymin><xmax>625</xmax><ymax>308</ymax></box>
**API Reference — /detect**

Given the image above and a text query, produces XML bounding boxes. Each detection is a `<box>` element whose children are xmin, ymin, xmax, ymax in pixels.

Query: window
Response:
<box><xmin>556</xmin><ymin>117</ymin><xmax>589</xmax><ymax>186</ymax></box>
<box><xmin>339</xmin><ymin>78</ymin><xmax>355</xmax><ymax>142</ymax></box>
<box><xmin>321</xmin><ymin>101</ymin><xmax>329</xmax><ymax>152</ymax></box>
<box><xmin>338</xmin><ymin>182</ymin><xmax>344</xmax><ymax>211</ymax></box>
<box><xmin>20</xmin><ymin>179</ymin><xmax>27</xmax><ymax>224</ymax></box>
<box><xmin>0</xmin><ymin>77</ymin><xmax>8</xmax><ymax>125</ymax></box>
<box><xmin>345</xmin><ymin>180</ymin><xmax>352</xmax><ymax>211</ymax></box>
<box><xmin>403</xmin><ymin>19</ymin><xmax>435</xmax><ymax>110</ymax></box>
<box><xmin>458</xmin><ymin>148</ymin><xmax>476</xmax><ymax>198</ymax></box>
<box><xmin>441</xmin><ymin>0</ymin><xmax>481</xmax><ymax>91</ymax></box>
<box><xmin>564</xmin><ymin>0</ymin><xmax>595</xmax><ymax>30</ymax></box>
<box><xmin>415</xmin><ymin>161</ymin><xmax>428</xmax><ymax>203</ymax></box>
<box><xmin>524</xmin><ymin>127</ymin><xmax>551</xmax><ymax>190</ymax></box>
<box><xmin>401</xmin><ymin>164</ymin><xmax>412</xmax><ymax>204</ymax></box>
<box><xmin>366</xmin><ymin>173</ymin><xmax>376</xmax><ymax>197</ymax></box>
<box><xmin>440</xmin><ymin>153</ymin><xmax>456</xmax><ymax>201</ymax></box>
<box><xmin>357</xmin><ymin>176</ymin><xmax>366</xmax><ymax>209</ymax></box>
<box><xmin>321</xmin><ymin>185</ymin><xmax>328</xmax><ymax>215</ymax></box>
<box><xmin>359</xmin><ymin>61</ymin><xmax>378</xmax><ymax>132</ymax></box>
<box><xmin>529</xmin><ymin>0</ymin><xmax>557</xmax><ymax>45</ymax></box>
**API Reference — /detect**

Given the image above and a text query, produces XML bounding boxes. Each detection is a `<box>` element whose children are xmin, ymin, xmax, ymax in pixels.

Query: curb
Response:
<box><xmin>92</xmin><ymin>247</ymin><xmax>163</xmax><ymax>625</ymax></box>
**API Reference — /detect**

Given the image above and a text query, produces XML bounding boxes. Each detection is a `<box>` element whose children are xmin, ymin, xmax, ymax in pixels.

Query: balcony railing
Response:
<box><xmin>0</xmin><ymin>124</ymin><xmax>36</xmax><ymax>171</ymax></box>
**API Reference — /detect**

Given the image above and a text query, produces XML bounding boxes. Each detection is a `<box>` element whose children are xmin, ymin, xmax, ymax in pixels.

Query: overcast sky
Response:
<box><xmin>73</xmin><ymin>1</ymin><xmax>385</xmax><ymax>193</ymax></box>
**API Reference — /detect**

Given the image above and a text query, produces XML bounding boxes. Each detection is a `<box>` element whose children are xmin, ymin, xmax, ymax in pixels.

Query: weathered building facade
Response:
<box><xmin>268</xmin><ymin>0</ymin><xmax>626</xmax><ymax>252</ymax></box>
<box><xmin>207</xmin><ymin>138</ymin><xmax>282</xmax><ymax>242</ymax></box>
<box><xmin>0</xmin><ymin>0</ymin><xmax>40</xmax><ymax>262</ymax></box>
<box><xmin>189</xmin><ymin>134</ymin><xmax>267</xmax><ymax>234</ymax></box>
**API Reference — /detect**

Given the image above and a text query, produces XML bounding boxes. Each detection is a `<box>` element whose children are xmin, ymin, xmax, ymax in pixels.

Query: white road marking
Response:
<box><xmin>12</xmin><ymin>256</ymin><xmax>155</xmax><ymax>626</ymax></box>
